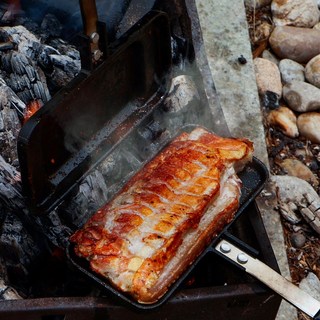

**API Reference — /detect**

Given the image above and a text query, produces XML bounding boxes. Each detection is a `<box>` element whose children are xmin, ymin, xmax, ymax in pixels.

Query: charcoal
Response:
<box><xmin>58</xmin><ymin>169</ymin><xmax>109</xmax><ymax>229</ymax></box>
<box><xmin>0</xmin><ymin>77</ymin><xmax>25</xmax><ymax>163</ymax></box>
<box><xmin>2</xmin><ymin>51</ymin><xmax>51</xmax><ymax>104</ymax></box>
<box><xmin>0</xmin><ymin>3</ymin><xmax>83</xmax><ymax>295</ymax></box>
<box><xmin>36</xmin><ymin>41</ymin><xmax>80</xmax><ymax>92</ymax></box>
<box><xmin>49</xmin><ymin>68</ymin><xmax>78</xmax><ymax>92</ymax></box>
<box><xmin>0</xmin><ymin>41</ymin><xmax>14</xmax><ymax>51</ymax></box>
<box><xmin>37</xmin><ymin>44</ymin><xmax>60</xmax><ymax>70</ymax></box>
<box><xmin>50</xmin><ymin>54</ymin><xmax>80</xmax><ymax>78</ymax></box>
<box><xmin>0</xmin><ymin>22</ymin><xmax>81</xmax><ymax>100</ymax></box>
<box><xmin>0</xmin><ymin>213</ymin><xmax>41</xmax><ymax>279</ymax></box>
<box><xmin>0</xmin><ymin>129</ymin><xmax>17</xmax><ymax>165</ymax></box>
<box><xmin>48</xmin><ymin>39</ymin><xmax>80</xmax><ymax>61</ymax></box>
<box><xmin>40</xmin><ymin>13</ymin><xmax>62</xmax><ymax>39</ymax></box>
<box><xmin>0</xmin><ymin>156</ymin><xmax>24</xmax><ymax>213</ymax></box>
<box><xmin>9</xmin><ymin>72</ymin><xmax>33</xmax><ymax>92</ymax></box>
<box><xmin>0</xmin><ymin>155</ymin><xmax>45</xmax><ymax>289</ymax></box>
<box><xmin>16</xmin><ymin>89</ymin><xmax>32</xmax><ymax>105</ymax></box>
<box><xmin>13</xmin><ymin>17</ymin><xmax>40</xmax><ymax>37</ymax></box>
<box><xmin>0</xmin><ymin>77</ymin><xmax>25</xmax><ymax>115</ymax></box>
<box><xmin>0</xmin><ymin>153</ymin><xmax>71</xmax><ymax>248</ymax></box>
<box><xmin>0</xmin><ymin>279</ymin><xmax>22</xmax><ymax>300</ymax></box>
<box><xmin>34</xmin><ymin>211</ymin><xmax>72</xmax><ymax>248</ymax></box>
<box><xmin>0</xmin><ymin>25</ymin><xmax>40</xmax><ymax>59</ymax></box>
<box><xmin>11</xmin><ymin>51</ymin><xmax>30</xmax><ymax>75</ymax></box>
<box><xmin>32</xmin><ymin>80</ymin><xmax>50</xmax><ymax>103</ymax></box>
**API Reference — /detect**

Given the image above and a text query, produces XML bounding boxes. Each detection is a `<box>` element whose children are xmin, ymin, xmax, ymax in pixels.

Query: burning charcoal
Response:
<box><xmin>40</xmin><ymin>13</ymin><xmax>62</xmax><ymax>39</ymax></box>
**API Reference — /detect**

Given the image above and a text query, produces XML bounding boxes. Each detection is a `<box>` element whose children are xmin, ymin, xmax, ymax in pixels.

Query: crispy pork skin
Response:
<box><xmin>70</xmin><ymin>127</ymin><xmax>253</xmax><ymax>303</ymax></box>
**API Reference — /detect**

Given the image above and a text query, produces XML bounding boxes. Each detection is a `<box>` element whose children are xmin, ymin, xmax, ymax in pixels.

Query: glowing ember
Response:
<box><xmin>23</xmin><ymin>100</ymin><xmax>41</xmax><ymax>123</ymax></box>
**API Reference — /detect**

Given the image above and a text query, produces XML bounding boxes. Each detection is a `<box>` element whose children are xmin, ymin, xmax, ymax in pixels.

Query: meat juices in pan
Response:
<box><xmin>70</xmin><ymin>127</ymin><xmax>254</xmax><ymax>303</ymax></box>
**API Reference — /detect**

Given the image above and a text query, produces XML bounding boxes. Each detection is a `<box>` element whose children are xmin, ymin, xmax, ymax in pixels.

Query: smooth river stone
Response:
<box><xmin>271</xmin><ymin>0</ymin><xmax>320</xmax><ymax>28</ymax></box>
<box><xmin>283</xmin><ymin>81</ymin><xmax>320</xmax><ymax>112</ymax></box>
<box><xmin>269</xmin><ymin>26</ymin><xmax>320</xmax><ymax>64</ymax></box>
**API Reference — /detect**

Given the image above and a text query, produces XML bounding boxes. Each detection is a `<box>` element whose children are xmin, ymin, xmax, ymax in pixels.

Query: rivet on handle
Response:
<box><xmin>237</xmin><ymin>253</ymin><xmax>248</xmax><ymax>264</ymax></box>
<box><xmin>220</xmin><ymin>242</ymin><xmax>231</xmax><ymax>253</ymax></box>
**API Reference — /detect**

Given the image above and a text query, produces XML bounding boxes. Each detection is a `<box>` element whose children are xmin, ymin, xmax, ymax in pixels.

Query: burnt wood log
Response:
<box><xmin>0</xmin><ymin>23</ymin><xmax>81</xmax><ymax>101</ymax></box>
<box><xmin>0</xmin><ymin>155</ymin><xmax>41</xmax><ymax>290</ymax></box>
<box><xmin>0</xmin><ymin>77</ymin><xmax>25</xmax><ymax>165</ymax></box>
<box><xmin>1</xmin><ymin>51</ymin><xmax>51</xmax><ymax>105</ymax></box>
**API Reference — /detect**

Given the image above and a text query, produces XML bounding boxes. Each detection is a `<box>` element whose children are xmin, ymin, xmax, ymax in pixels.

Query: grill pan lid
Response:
<box><xmin>17</xmin><ymin>11</ymin><xmax>172</xmax><ymax>215</ymax></box>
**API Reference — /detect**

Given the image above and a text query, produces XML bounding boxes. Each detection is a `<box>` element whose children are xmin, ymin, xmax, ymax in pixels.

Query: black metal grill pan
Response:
<box><xmin>65</xmin><ymin>139</ymin><xmax>269</xmax><ymax>310</ymax></box>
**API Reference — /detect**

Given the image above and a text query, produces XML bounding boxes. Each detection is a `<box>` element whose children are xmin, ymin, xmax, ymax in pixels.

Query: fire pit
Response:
<box><xmin>0</xmin><ymin>203</ymin><xmax>281</xmax><ymax>320</ymax></box>
<box><xmin>0</xmin><ymin>0</ymin><xmax>281</xmax><ymax>319</ymax></box>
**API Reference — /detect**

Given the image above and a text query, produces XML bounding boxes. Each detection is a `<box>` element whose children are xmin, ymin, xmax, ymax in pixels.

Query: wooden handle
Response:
<box><xmin>79</xmin><ymin>0</ymin><xmax>98</xmax><ymax>37</ymax></box>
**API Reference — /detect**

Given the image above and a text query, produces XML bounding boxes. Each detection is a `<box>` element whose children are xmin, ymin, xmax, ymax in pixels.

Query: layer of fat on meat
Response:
<box><xmin>153</xmin><ymin>166</ymin><xmax>241</xmax><ymax>286</ymax></box>
<box><xmin>188</xmin><ymin>127</ymin><xmax>207</xmax><ymax>140</ymax></box>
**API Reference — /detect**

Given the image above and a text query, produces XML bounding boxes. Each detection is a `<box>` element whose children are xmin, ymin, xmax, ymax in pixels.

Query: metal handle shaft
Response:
<box><xmin>215</xmin><ymin>239</ymin><xmax>320</xmax><ymax>319</ymax></box>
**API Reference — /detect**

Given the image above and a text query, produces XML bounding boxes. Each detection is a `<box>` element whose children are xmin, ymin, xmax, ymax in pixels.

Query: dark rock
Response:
<box><xmin>263</xmin><ymin>91</ymin><xmax>280</xmax><ymax>109</ymax></box>
<box><xmin>290</xmin><ymin>232</ymin><xmax>306</xmax><ymax>248</ymax></box>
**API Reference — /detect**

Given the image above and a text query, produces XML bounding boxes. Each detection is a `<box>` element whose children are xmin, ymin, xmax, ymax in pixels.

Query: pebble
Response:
<box><xmin>305</xmin><ymin>54</ymin><xmax>320</xmax><ymax>88</ymax></box>
<box><xmin>254</xmin><ymin>57</ymin><xmax>282</xmax><ymax>97</ymax></box>
<box><xmin>283</xmin><ymin>81</ymin><xmax>320</xmax><ymax>112</ymax></box>
<box><xmin>262</xmin><ymin>50</ymin><xmax>280</xmax><ymax>65</ymax></box>
<box><xmin>279</xmin><ymin>59</ymin><xmax>305</xmax><ymax>84</ymax></box>
<box><xmin>297</xmin><ymin>112</ymin><xmax>320</xmax><ymax>143</ymax></box>
<box><xmin>299</xmin><ymin>273</ymin><xmax>320</xmax><ymax>301</ymax></box>
<box><xmin>267</xmin><ymin>106</ymin><xmax>298</xmax><ymax>138</ymax></box>
<box><xmin>290</xmin><ymin>232</ymin><xmax>306</xmax><ymax>248</ymax></box>
<box><xmin>271</xmin><ymin>0</ymin><xmax>320</xmax><ymax>28</ymax></box>
<box><xmin>269</xmin><ymin>26</ymin><xmax>320</xmax><ymax>63</ymax></box>
<box><xmin>279</xmin><ymin>158</ymin><xmax>319</xmax><ymax>187</ymax></box>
